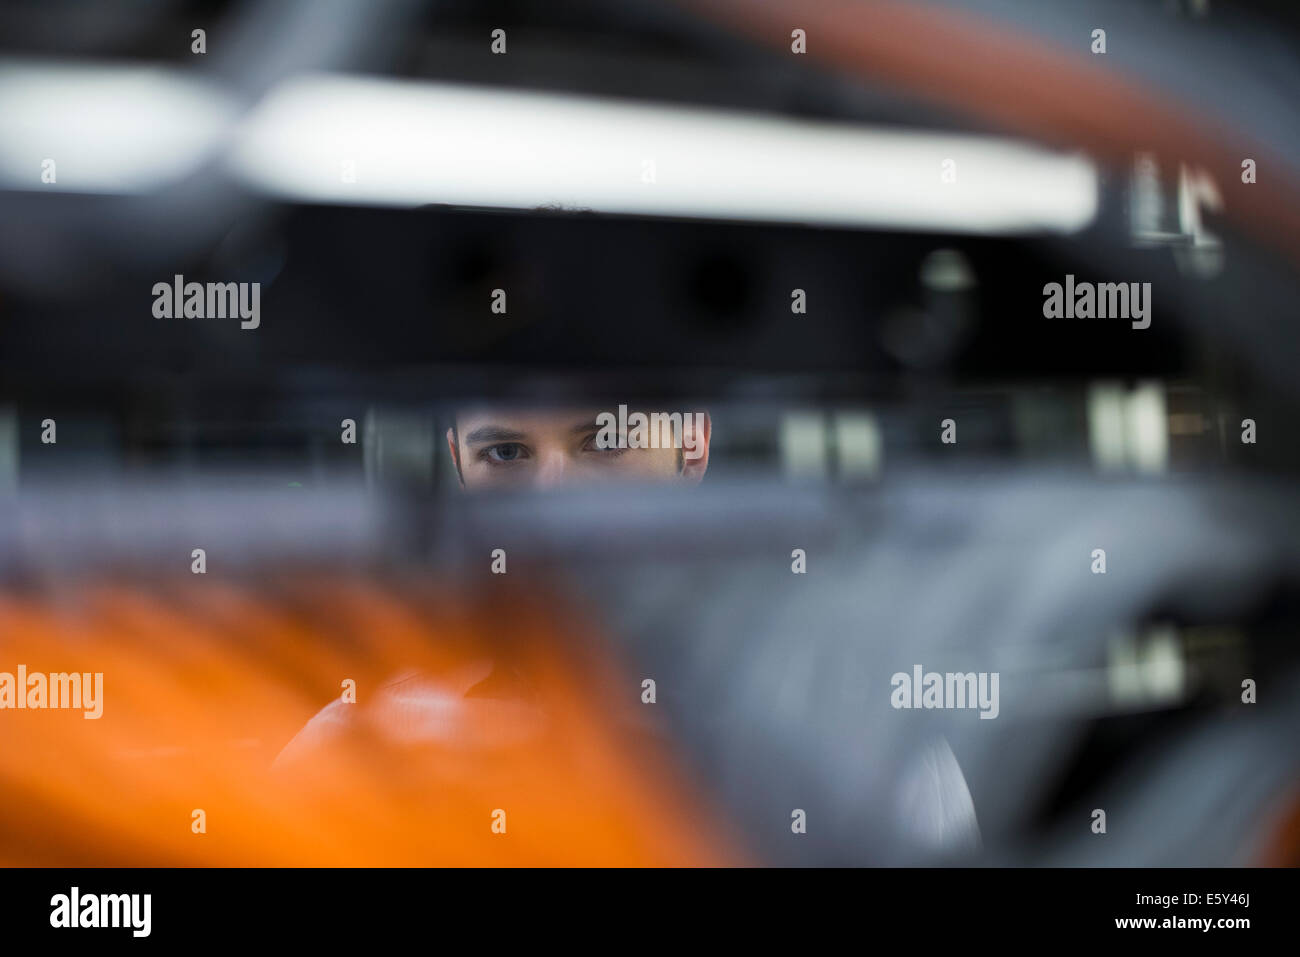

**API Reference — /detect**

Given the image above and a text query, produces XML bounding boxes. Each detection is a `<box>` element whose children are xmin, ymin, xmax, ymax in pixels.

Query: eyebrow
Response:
<box><xmin>463</xmin><ymin>426</ymin><xmax>528</xmax><ymax>444</ymax></box>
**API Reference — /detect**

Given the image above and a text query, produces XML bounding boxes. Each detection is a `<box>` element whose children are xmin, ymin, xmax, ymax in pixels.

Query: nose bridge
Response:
<box><xmin>533</xmin><ymin>447</ymin><xmax>569</xmax><ymax>487</ymax></box>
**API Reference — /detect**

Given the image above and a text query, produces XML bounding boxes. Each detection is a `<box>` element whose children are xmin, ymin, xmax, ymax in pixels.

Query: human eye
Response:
<box><xmin>480</xmin><ymin>443</ymin><xmax>529</xmax><ymax>464</ymax></box>
<box><xmin>581</xmin><ymin>433</ymin><xmax>626</xmax><ymax>456</ymax></box>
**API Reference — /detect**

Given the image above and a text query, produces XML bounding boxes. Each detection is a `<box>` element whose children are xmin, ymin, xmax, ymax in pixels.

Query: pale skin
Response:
<box><xmin>447</xmin><ymin>407</ymin><xmax>711</xmax><ymax>490</ymax></box>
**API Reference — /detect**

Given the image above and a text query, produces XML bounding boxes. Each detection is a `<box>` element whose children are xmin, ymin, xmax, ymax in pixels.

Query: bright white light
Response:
<box><xmin>1126</xmin><ymin>381</ymin><xmax>1169</xmax><ymax>475</ymax></box>
<box><xmin>0</xmin><ymin>61</ymin><xmax>1099</xmax><ymax>234</ymax></box>
<box><xmin>1089</xmin><ymin>381</ymin><xmax>1169</xmax><ymax>475</ymax></box>
<box><xmin>1088</xmin><ymin>383</ymin><xmax>1128</xmax><ymax>473</ymax></box>
<box><xmin>227</xmin><ymin>74</ymin><xmax>1098</xmax><ymax>234</ymax></box>
<box><xmin>0</xmin><ymin>60</ymin><xmax>238</xmax><ymax>193</ymax></box>
<box><xmin>834</xmin><ymin>412</ymin><xmax>884</xmax><ymax>479</ymax></box>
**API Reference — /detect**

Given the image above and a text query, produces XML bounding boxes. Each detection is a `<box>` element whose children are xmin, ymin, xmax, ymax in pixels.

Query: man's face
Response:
<box><xmin>448</xmin><ymin>407</ymin><xmax>711</xmax><ymax>490</ymax></box>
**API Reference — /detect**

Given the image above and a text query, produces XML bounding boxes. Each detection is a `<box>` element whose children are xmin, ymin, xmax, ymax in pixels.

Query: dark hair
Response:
<box><xmin>448</xmin><ymin>419</ymin><xmax>464</xmax><ymax>484</ymax></box>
